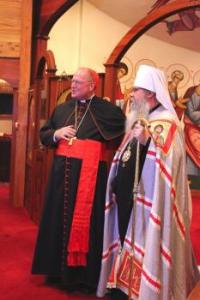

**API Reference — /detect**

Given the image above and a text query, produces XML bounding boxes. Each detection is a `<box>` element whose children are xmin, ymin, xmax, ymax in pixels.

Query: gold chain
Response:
<box><xmin>68</xmin><ymin>99</ymin><xmax>92</xmax><ymax>145</ymax></box>
<box><xmin>74</xmin><ymin>99</ymin><xmax>92</xmax><ymax>132</ymax></box>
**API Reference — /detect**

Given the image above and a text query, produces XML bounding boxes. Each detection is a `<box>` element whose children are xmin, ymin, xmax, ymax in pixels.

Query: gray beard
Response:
<box><xmin>125</xmin><ymin>98</ymin><xmax>150</xmax><ymax>132</ymax></box>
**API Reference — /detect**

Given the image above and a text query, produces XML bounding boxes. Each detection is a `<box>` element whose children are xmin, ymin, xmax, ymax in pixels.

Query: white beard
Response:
<box><xmin>125</xmin><ymin>98</ymin><xmax>150</xmax><ymax>132</ymax></box>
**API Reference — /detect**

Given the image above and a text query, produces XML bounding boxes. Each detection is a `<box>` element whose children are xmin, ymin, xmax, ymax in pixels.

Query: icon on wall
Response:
<box><xmin>149</xmin><ymin>0</ymin><xmax>200</xmax><ymax>35</ymax></box>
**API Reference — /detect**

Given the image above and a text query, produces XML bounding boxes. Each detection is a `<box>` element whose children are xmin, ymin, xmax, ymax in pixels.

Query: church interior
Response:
<box><xmin>1</xmin><ymin>0</ymin><xmax>200</xmax><ymax>299</ymax></box>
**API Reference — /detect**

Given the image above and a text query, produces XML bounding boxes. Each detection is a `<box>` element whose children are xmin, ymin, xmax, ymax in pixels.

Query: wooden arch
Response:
<box><xmin>36</xmin><ymin>50</ymin><xmax>57</xmax><ymax>79</ymax></box>
<box><xmin>104</xmin><ymin>0</ymin><xmax>200</xmax><ymax>101</ymax></box>
<box><xmin>33</xmin><ymin>0</ymin><xmax>78</xmax><ymax>82</ymax></box>
<box><xmin>39</xmin><ymin>0</ymin><xmax>78</xmax><ymax>36</ymax></box>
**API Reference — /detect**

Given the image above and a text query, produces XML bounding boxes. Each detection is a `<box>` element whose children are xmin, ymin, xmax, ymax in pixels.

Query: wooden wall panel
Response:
<box><xmin>0</xmin><ymin>0</ymin><xmax>21</xmax><ymax>58</ymax></box>
<box><xmin>0</xmin><ymin>58</ymin><xmax>19</xmax><ymax>87</ymax></box>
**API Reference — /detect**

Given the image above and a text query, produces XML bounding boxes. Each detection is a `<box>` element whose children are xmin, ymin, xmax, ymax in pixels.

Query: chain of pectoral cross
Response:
<box><xmin>68</xmin><ymin>99</ymin><xmax>92</xmax><ymax>145</ymax></box>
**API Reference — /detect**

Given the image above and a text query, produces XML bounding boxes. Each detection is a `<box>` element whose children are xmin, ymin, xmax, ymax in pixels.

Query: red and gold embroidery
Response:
<box><xmin>149</xmin><ymin>119</ymin><xmax>177</xmax><ymax>154</ymax></box>
<box><xmin>108</xmin><ymin>250</ymin><xmax>142</xmax><ymax>297</ymax></box>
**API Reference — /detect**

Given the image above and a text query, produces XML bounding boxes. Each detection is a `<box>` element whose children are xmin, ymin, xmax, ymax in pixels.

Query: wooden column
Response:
<box><xmin>11</xmin><ymin>0</ymin><xmax>33</xmax><ymax>207</ymax></box>
<box><xmin>104</xmin><ymin>63</ymin><xmax>118</xmax><ymax>103</ymax></box>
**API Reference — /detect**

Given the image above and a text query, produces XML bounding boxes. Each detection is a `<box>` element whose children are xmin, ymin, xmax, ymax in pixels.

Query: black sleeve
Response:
<box><xmin>90</xmin><ymin>98</ymin><xmax>126</xmax><ymax>141</ymax></box>
<box><xmin>39</xmin><ymin>109</ymin><xmax>57</xmax><ymax>148</ymax></box>
<box><xmin>39</xmin><ymin>100</ymin><xmax>75</xmax><ymax>147</ymax></box>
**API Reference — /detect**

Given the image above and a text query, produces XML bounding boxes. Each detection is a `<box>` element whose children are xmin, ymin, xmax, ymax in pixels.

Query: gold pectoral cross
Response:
<box><xmin>68</xmin><ymin>137</ymin><xmax>77</xmax><ymax>145</ymax></box>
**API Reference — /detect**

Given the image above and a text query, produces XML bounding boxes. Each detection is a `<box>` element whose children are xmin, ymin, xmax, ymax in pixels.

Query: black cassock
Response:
<box><xmin>32</xmin><ymin>96</ymin><xmax>125</xmax><ymax>291</ymax></box>
<box><xmin>112</xmin><ymin>138</ymin><xmax>150</xmax><ymax>246</ymax></box>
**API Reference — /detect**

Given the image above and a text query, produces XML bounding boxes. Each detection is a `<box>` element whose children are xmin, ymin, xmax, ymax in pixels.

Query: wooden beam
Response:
<box><xmin>103</xmin><ymin>64</ymin><xmax>118</xmax><ymax>103</ymax></box>
<box><xmin>11</xmin><ymin>0</ymin><xmax>33</xmax><ymax>207</ymax></box>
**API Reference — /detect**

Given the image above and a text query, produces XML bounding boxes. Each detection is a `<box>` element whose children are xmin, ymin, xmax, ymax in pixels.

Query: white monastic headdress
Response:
<box><xmin>133</xmin><ymin>64</ymin><xmax>179</xmax><ymax>121</ymax></box>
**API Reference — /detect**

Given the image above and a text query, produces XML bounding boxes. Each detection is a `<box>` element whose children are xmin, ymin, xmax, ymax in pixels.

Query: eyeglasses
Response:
<box><xmin>71</xmin><ymin>79</ymin><xmax>94</xmax><ymax>85</ymax></box>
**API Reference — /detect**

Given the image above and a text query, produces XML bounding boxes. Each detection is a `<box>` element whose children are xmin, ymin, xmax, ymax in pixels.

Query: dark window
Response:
<box><xmin>0</xmin><ymin>137</ymin><xmax>11</xmax><ymax>182</ymax></box>
<box><xmin>0</xmin><ymin>94</ymin><xmax>13</xmax><ymax>114</ymax></box>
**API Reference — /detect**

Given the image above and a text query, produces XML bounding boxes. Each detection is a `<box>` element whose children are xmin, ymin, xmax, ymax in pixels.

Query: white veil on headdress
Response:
<box><xmin>133</xmin><ymin>65</ymin><xmax>191</xmax><ymax>216</ymax></box>
<box><xmin>133</xmin><ymin>64</ymin><xmax>180</xmax><ymax>123</ymax></box>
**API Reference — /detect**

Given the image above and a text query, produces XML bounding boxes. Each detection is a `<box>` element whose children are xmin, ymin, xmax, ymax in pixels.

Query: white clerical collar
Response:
<box><xmin>79</xmin><ymin>95</ymin><xmax>95</xmax><ymax>104</ymax></box>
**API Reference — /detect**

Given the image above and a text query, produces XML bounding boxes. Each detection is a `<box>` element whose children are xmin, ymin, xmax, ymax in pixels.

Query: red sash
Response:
<box><xmin>56</xmin><ymin>139</ymin><xmax>107</xmax><ymax>266</ymax></box>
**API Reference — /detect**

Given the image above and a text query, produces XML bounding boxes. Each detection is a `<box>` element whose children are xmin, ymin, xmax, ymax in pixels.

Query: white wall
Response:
<box><xmin>124</xmin><ymin>34</ymin><xmax>200</xmax><ymax>97</ymax></box>
<box><xmin>48</xmin><ymin>0</ymin><xmax>128</xmax><ymax>74</ymax></box>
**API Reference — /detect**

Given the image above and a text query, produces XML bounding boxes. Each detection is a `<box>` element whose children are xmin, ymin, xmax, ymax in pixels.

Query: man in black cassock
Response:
<box><xmin>31</xmin><ymin>67</ymin><xmax>125</xmax><ymax>294</ymax></box>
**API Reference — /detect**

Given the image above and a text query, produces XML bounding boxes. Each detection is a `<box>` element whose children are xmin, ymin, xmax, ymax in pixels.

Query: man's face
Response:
<box><xmin>126</xmin><ymin>87</ymin><xmax>150</xmax><ymax>124</ymax></box>
<box><xmin>129</xmin><ymin>87</ymin><xmax>148</xmax><ymax>104</ymax></box>
<box><xmin>71</xmin><ymin>70</ymin><xmax>94</xmax><ymax>99</ymax></box>
<box><xmin>155</xmin><ymin>126</ymin><xmax>163</xmax><ymax>134</ymax></box>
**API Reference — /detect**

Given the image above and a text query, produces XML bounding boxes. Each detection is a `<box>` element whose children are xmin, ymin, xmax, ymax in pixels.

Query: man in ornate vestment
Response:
<box><xmin>32</xmin><ymin>67</ymin><xmax>125</xmax><ymax>293</ymax></box>
<box><xmin>97</xmin><ymin>65</ymin><xmax>200</xmax><ymax>300</ymax></box>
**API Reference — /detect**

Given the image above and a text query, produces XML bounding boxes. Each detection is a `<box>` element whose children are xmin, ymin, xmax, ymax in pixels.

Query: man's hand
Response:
<box><xmin>54</xmin><ymin>125</ymin><xmax>76</xmax><ymax>141</ymax></box>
